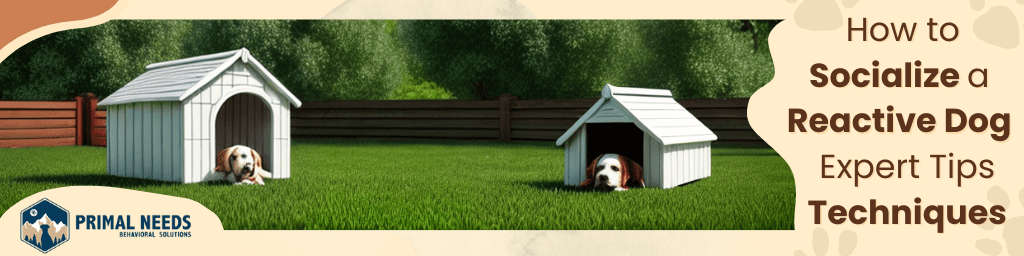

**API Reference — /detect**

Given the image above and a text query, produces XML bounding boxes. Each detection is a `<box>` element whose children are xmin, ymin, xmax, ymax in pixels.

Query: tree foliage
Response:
<box><xmin>608</xmin><ymin>20</ymin><xmax>779</xmax><ymax>99</ymax></box>
<box><xmin>0</xmin><ymin>20</ymin><xmax>777</xmax><ymax>101</ymax></box>
<box><xmin>399</xmin><ymin>20</ymin><xmax>625</xmax><ymax>99</ymax></box>
<box><xmin>0</xmin><ymin>20</ymin><xmax>404</xmax><ymax>101</ymax></box>
<box><xmin>0</xmin><ymin>20</ymin><xmax>190</xmax><ymax>100</ymax></box>
<box><xmin>401</xmin><ymin>20</ymin><xmax>779</xmax><ymax>99</ymax></box>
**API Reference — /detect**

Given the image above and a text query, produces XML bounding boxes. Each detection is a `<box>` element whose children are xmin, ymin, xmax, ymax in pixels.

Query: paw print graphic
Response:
<box><xmin>971</xmin><ymin>0</ymin><xmax>1021</xmax><ymax>48</ymax></box>
<box><xmin>975</xmin><ymin>186</ymin><xmax>1024</xmax><ymax>256</ymax></box>
<box><xmin>794</xmin><ymin>227</ymin><xmax>858</xmax><ymax>256</ymax></box>
<box><xmin>787</xmin><ymin>0</ymin><xmax>859</xmax><ymax>31</ymax></box>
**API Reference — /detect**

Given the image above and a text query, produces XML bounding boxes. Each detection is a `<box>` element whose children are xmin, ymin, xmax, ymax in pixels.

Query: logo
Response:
<box><xmin>21</xmin><ymin>198</ymin><xmax>69</xmax><ymax>253</ymax></box>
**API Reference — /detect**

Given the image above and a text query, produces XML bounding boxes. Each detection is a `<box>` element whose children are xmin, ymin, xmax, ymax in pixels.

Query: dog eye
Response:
<box><xmin>596</xmin><ymin>166</ymin><xmax>604</xmax><ymax>171</ymax></box>
<box><xmin>611</xmin><ymin>166</ymin><xmax>619</xmax><ymax>171</ymax></box>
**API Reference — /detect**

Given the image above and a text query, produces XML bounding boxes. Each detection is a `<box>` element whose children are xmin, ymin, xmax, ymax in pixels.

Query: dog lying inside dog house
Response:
<box><xmin>98</xmin><ymin>48</ymin><xmax>302</xmax><ymax>183</ymax></box>
<box><xmin>557</xmin><ymin>84</ymin><xmax>717</xmax><ymax>189</ymax></box>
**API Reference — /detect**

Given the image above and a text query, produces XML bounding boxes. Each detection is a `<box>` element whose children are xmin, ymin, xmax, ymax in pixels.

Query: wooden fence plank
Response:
<box><xmin>92</xmin><ymin>119</ymin><xmax>107</xmax><ymax>128</ymax></box>
<box><xmin>292</xmin><ymin>118</ymin><xmax>499</xmax><ymax>129</ymax></box>
<box><xmin>302</xmin><ymin>100</ymin><xmax>498</xmax><ymax>110</ymax></box>
<box><xmin>0</xmin><ymin>128</ymin><xmax>77</xmax><ymax>139</ymax></box>
<box><xmin>511</xmin><ymin>99</ymin><xmax>597</xmax><ymax>109</ymax></box>
<box><xmin>511</xmin><ymin>109</ymin><xmax>588</xmax><ymax>119</ymax></box>
<box><xmin>96</xmin><ymin>111</ymin><xmax>107</xmax><ymax>118</ymax></box>
<box><xmin>499</xmin><ymin>94</ymin><xmax>515</xmax><ymax>142</ymax></box>
<box><xmin>0</xmin><ymin>137</ymin><xmax>76</xmax><ymax>148</ymax></box>
<box><xmin>293</xmin><ymin>109</ymin><xmax>499</xmax><ymax>119</ymax></box>
<box><xmin>511</xmin><ymin>130</ymin><xmax>565</xmax><ymax>140</ymax></box>
<box><xmin>0</xmin><ymin>119</ymin><xmax>76</xmax><ymax>129</ymax></box>
<box><xmin>0</xmin><ymin>110</ymin><xmax>76</xmax><ymax>119</ymax></box>
<box><xmin>698</xmin><ymin>118</ymin><xmax>752</xmax><ymax>130</ymax></box>
<box><xmin>293</xmin><ymin>128</ymin><xmax>498</xmax><ymax>139</ymax></box>
<box><xmin>93</xmin><ymin>137</ymin><xmax>107</xmax><ymax>147</ymax></box>
<box><xmin>686</xmin><ymin>108</ymin><xmax>747</xmax><ymax>118</ymax></box>
<box><xmin>0</xmin><ymin>101</ymin><xmax>77</xmax><ymax>109</ymax></box>
<box><xmin>509</xmin><ymin>119</ymin><xmax>578</xmax><ymax>130</ymax></box>
<box><xmin>676</xmin><ymin>98</ymin><xmax>749</xmax><ymax>108</ymax></box>
<box><xmin>92</xmin><ymin>127</ymin><xmax>106</xmax><ymax>138</ymax></box>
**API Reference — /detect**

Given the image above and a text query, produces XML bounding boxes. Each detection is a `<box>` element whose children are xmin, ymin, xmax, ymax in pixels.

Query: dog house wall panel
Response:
<box><xmin>562</xmin><ymin>127</ymin><xmax>587</xmax><ymax>186</ymax></box>
<box><xmin>105</xmin><ymin>102</ymin><xmax>186</xmax><ymax>182</ymax></box>
<box><xmin>100</xmin><ymin>48</ymin><xmax>301</xmax><ymax>183</ymax></box>
<box><xmin>557</xmin><ymin>84</ymin><xmax>716</xmax><ymax>189</ymax></box>
<box><xmin>658</xmin><ymin>142</ymin><xmax>711</xmax><ymax>188</ymax></box>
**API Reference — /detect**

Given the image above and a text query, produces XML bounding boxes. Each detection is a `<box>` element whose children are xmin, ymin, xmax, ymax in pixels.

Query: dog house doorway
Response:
<box><xmin>214</xmin><ymin>93</ymin><xmax>274</xmax><ymax>172</ymax></box>
<box><xmin>585</xmin><ymin>123</ymin><xmax>644</xmax><ymax>165</ymax></box>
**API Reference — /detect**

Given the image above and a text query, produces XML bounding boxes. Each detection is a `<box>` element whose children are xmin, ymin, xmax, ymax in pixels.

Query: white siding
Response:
<box><xmin>182</xmin><ymin>100</ymin><xmax>193</xmax><ymax>183</ymax></box>
<box><xmin>133</xmin><ymin>103</ymin><xmax>143</xmax><ymax>178</ymax></box>
<box><xmin>160</xmin><ymin>102</ymin><xmax>171</xmax><ymax>181</ymax></box>
<box><xmin>564</xmin><ymin>132</ymin><xmax>579</xmax><ymax>186</ymax></box>
<box><xmin>563</xmin><ymin>134</ymin><xmax>571</xmax><ymax>186</ymax></box>
<box><xmin>578</xmin><ymin>126</ymin><xmax>586</xmax><ymax>187</ymax></box>
<box><xmin>658</xmin><ymin>141</ymin><xmax>711</xmax><ymax>188</ymax></box>
<box><xmin>152</xmin><ymin>102</ymin><xmax>162</xmax><ymax>179</ymax></box>
<box><xmin>107</xmin><ymin>105</ymin><xmax>117</xmax><ymax>176</ymax></box>
<box><xmin>172</xmin><ymin>104</ymin><xmax>183</xmax><ymax>182</ymax></box>
<box><xmin>273</xmin><ymin>103</ymin><xmax>283</xmax><ymax>178</ymax></box>
<box><xmin>118</xmin><ymin>105</ymin><xmax>126</xmax><ymax>177</ymax></box>
<box><xmin>562</xmin><ymin>126</ymin><xmax>591</xmax><ymax>187</ymax></box>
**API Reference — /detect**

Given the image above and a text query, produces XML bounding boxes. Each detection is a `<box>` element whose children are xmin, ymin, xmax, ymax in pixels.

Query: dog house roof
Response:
<box><xmin>97</xmin><ymin>48</ymin><xmax>302</xmax><ymax>108</ymax></box>
<box><xmin>556</xmin><ymin>84</ymin><xmax>717</xmax><ymax>146</ymax></box>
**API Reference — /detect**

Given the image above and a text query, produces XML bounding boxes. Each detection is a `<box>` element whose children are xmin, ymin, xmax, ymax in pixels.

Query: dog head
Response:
<box><xmin>581</xmin><ymin>153</ymin><xmax>645</xmax><ymax>191</ymax></box>
<box><xmin>215</xmin><ymin>145</ymin><xmax>263</xmax><ymax>178</ymax></box>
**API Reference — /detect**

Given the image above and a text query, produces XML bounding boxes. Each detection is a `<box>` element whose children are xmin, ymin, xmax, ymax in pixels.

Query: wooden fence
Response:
<box><xmin>1</xmin><ymin>95</ymin><xmax>757</xmax><ymax>147</ymax></box>
<box><xmin>0</xmin><ymin>94</ymin><xmax>105</xmax><ymax>148</ymax></box>
<box><xmin>292</xmin><ymin>96</ymin><xmax>758</xmax><ymax>143</ymax></box>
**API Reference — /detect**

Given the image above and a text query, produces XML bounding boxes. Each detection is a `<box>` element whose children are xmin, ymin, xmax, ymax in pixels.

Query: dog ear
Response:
<box><xmin>620</xmin><ymin>155</ymin><xmax>646</xmax><ymax>188</ymax></box>
<box><xmin>215</xmin><ymin>146</ymin><xmax>234</xmax><ymax>173</ymax></box>
<box><xmin>580</xmin><ymin>154</ymin><xmax>602</xmax><ymax>187</ymax></box>
<box><xmin>251</xmin><ymin>148</ymin><xmax>263</xmax><ymax>169</ymax></box>
<box><xmin>617</xmin><ymin>155</ymin><xmax>631</xmax><ymax>189</ymax></box>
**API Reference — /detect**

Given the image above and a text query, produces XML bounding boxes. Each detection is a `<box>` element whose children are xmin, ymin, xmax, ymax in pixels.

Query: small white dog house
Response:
<box><xmin>98</xmin><ymin>48</ymin><xmax>302</xmax><ymax>183</ymax></box>
<box><xmin>556</xmin><ymin>84</ymin><xmax>717</xmax><ymax>189</ymax></box>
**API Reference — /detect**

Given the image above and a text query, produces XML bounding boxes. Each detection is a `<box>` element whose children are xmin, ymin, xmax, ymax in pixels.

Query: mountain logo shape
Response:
<box><xmin>21</xmin><ymin>198</ymin><xmax>69</xmax><ymax>254</ymax></box>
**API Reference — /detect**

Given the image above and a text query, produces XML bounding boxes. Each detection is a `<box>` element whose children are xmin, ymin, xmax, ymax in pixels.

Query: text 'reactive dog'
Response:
<box><xmin>581</xmin><ymin>153</ymin><xmax>645</xmax><ymax>191</ymax></box>
<box><xmin>211</xmin><ymin>145</ymin><xmax>272</xmax><ymax>185</ymax></box>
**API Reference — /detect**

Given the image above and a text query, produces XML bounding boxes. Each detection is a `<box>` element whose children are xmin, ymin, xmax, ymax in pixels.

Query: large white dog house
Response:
<box><xmin>98</xmin><ymin>48</ymin><xmax>302</xmax><ymax>183</ymax></box>
<box><xmin>556</xmin><ymin>84</ymin><xmax>717</xmax><ymax>189</ymax></box>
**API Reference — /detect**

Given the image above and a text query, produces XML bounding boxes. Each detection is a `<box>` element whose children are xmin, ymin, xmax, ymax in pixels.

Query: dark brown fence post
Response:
<box><xmin>74</xmin><ymin>96</ymin><xmax>84</xmax><ymax>146</ymax></box>
<box><xmin>498</xmin><ymin>93</ymin><xmax>517</xmax><ymax>142</ymax></box>
<box><xmin>84</xmin><ymin>93</ymin><xmax>97</xmax><ymax>146</ymax></box>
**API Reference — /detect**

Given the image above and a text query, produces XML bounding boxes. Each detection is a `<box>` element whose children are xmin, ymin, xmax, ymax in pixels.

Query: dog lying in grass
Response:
<box><xmin>211</xmin><ymin>145</ymin><xmax>272</xmax><ymax>185</ymax></box>
<box><xmin>581</xmin><ymin>154</ymin><xmax>645</xmax><ymax>191</ymax></box>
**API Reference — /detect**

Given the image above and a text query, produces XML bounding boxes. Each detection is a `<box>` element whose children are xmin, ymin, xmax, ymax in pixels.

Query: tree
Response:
<box><xmin>399</xmin><ymin>20</ymin><xmax>625</xmax><ymax>99</ymax></box>
<box><xmin>183</xmin><ymin>20</ymin><xmax>405</xmax><ymax>101</ymax></box>
<box><xmin>0</xmin><ymin>20</ymin><xmax>191</xmax><ymax>100</ymax></box>
<box><xmin>1</xmin><ymin>20</ymin><xmax>405</xmax><ymax>101</ymax></box>
<box><xmin>401</xmin><ymin>20</ymin><xmax>778</xmax><ymax>99</ymax></box>
<box><xmin>608</xmin><ymin>20</ymin><xmax>779</xmax><ymax>99</ymax></box>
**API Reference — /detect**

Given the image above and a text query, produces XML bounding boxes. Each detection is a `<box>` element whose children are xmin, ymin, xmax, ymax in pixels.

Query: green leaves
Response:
<box><xmin>0</xmin><ymin>20</ymin><xmax>778</xmax><ymax>101</ymax></box>
<box><xmin>402</xmin><ymin>20</ymin><xmax>780</xmax><ymax>99</ymax></box>
<box><xmin>0</xmin><ymin>20</ymin><xmax>405</xmax><ymax>101</ymax></box>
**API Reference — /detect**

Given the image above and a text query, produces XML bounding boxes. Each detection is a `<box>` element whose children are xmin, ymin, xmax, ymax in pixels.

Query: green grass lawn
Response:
<box><xmin>0</xmin><ymin>139</ymin><xmax>794</xmax><ymax>230</ymax></box>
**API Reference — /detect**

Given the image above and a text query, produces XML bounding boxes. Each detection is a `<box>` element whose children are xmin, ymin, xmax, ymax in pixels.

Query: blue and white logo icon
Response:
<box><xmin>20</xmin><ymin>198</ymin><xmax>69</xmax><ymax>254</ymax></box>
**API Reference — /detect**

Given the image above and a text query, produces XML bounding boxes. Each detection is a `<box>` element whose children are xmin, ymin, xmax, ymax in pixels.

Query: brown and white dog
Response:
<box><xmin>212</xmin><ymin>145</ymin><xmax>272</xmax><ymax>185</ymax></box>
<box><xmin>581</xmin><ymin>153</ymin><xmax>645</xmax><ymax>191</ymax></box>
